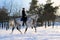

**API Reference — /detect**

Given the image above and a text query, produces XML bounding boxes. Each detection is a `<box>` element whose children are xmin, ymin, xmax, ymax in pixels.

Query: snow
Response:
<box><xmin>0</xmin><ymin>17</ymin><xmax>60</xmax><ymax>40</ymax></box>
<box><xmin>0</xmin><ymin>26</ymin><xmax>60</xmax><ymax>40</ymax></box>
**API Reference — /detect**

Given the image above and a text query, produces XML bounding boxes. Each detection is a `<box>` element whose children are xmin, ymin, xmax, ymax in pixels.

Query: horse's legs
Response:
<box><xmin>11</xmin><ymin>27</ymin><xmax>15</xmax><ymax>33</ymax></box>
<box><xmin>31</xmin><ymin>26</ymin><xmax>33</xmax><ymax>29</ymax></box>
<box><xmin>24</xmin><ymin>22</ymin><xmax>28</xmax><ymax>33</ymax></box>
<box><xmin>34</xmin><ymin>21</ymin><xmax>37</xmax><ymax>32</ymax></box>
<box><xmin>34</xmin><ymin>26</ymin><xmax>37</xmax><ymax>32</ymax></box>
<box><xmin>31</xmin><ymin>19</ymin><xmax>35</xmax><ymax>29</ymax></box>
<box><xmin>31</xmin><ymin>23</ymin><xmax>33</xmax><ymax>29</ymax></box>
<box><xmin>24</xmin><ymin>27</ymin><xmax>28</xmax><ymax>33</ymax></box>
<box><xmin>16</xmin><ymin>26</ymin><xmax>22</xmax><ymax>34</ymax></box>
<box><xmin>34</xmin><ymin>22</ymin><xmax>37</xmax><ymax>32</ymax></box>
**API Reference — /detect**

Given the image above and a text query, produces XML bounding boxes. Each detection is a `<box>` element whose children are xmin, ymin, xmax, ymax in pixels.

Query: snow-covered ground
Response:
<box><xmin>0</xmin><ymin>26</ymin><xmax>60</xmax><ymax>40</ymax></box>
<box><xmin>0</xmin><ymin>17</ymin><xmax>60</xmax><ymax>40</ymax></box>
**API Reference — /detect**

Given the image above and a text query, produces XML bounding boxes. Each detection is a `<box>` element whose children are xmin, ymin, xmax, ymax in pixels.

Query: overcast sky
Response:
<box><xmin>0</xmin><ymin>0</ymin><xmax>60</xmax><ymax>16</ymax></box>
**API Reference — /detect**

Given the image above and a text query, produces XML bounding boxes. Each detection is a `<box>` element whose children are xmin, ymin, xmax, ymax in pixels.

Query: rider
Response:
<box><xmin>22</xmin><ymin>8</ymin><xmax>27</xmax><ymax>26</ymax></box>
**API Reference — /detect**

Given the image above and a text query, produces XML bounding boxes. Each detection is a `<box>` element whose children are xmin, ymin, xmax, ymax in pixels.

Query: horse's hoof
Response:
<box><xmin>31</xmin><ymin>27</ymin><xmax>33</xmax><ymax>29</ymax></box>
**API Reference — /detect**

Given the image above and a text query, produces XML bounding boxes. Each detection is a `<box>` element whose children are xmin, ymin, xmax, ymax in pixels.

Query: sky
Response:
<box><xmin>0</xmin><ymin>0</ymin><xmax>60</xmax><ymax>16</ymax></box>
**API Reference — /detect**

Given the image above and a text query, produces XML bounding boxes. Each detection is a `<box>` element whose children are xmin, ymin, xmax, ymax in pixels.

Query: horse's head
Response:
<box><xmin>9</xmin><ymin>19</ymin><xmax>15</xmax><ymax>27</ymax></box>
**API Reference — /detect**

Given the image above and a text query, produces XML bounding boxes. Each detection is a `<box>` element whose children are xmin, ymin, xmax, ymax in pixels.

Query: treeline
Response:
<box><xmin>0</xmin><ymin>6</ymin><xmax>20</xmax><ymax>29</ymax></box>
<box><xmin>28</xmin><ymin>0</ymin><xmax>59</xmax><ymax>28</ymax></box>
<box><xmin>37</xmin><ymin>3</ymin><xmax>58</xmax><ymax>28</ymax></box>
<box><xmin>0</xmin><ymin>7</ymin><xmax>9</xmax><ymax>29</ymax></box>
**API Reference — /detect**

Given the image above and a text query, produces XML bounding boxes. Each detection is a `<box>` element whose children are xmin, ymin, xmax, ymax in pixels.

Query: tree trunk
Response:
<box><xmin>2</xmin><ymin>22</ymin><xmax>3</xmax><ymax>29</ymax></box>
<box><xmin>41</xmin><ymin>21</ymin><xmax>43</xmax><ymax>26</ymax></box>
<box><xmin>48</xmin><ymin>21</ymin><xmax>49</xmax><ymax>26</ymax></box>
<box><xmin>52</xmin><ymin>20</ymin><xmax>54</xmax><ymax>28</ymax></box>
<box><xmin>48</xmin><ymin>20</ymin><xmax>51</xmax><ymax>26</ymax></box>
<box><xmin>50</xmin><ymin>21</ymin><xmax>51</xmax><ymax>26</ymax></box>
<box><xmin>6</xmin><ymin>22</ymin><xmax>9</xmax><ymax>30</ymax></box>
<box><xmin>45</xmin><ymin>21</ymin><xmax>46</xmax><ymax>28</ymax></box>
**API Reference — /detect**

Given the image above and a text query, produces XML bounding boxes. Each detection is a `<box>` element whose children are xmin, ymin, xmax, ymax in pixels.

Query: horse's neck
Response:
<box><xmin>34</xmin><ymin>15</ymin><xmax>38</xmax><ymax>20</ymax></box>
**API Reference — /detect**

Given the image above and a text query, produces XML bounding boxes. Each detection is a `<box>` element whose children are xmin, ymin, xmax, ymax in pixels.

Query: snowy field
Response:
<box><xmin>0</xmin><ymin>26</ymin><xmax>60</xmax><ymax>40</ymax></box>
<box><xmin>0</xmin><ymin>17</ymin><xmax>60</xmax><ymax>40</ymax></box>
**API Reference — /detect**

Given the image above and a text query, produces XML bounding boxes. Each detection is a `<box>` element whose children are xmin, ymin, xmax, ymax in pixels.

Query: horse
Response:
<box><xmin>9</xmin><ymin>14</ymin><xmax>39</xmax><ymax>33</ymax></box>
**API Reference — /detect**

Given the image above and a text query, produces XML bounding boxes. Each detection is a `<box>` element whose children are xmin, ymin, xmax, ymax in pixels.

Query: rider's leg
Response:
<box><xmin>22</xmin><ymin>21</ymin><xmax>24</xmax><ymax>26</ymax></box>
